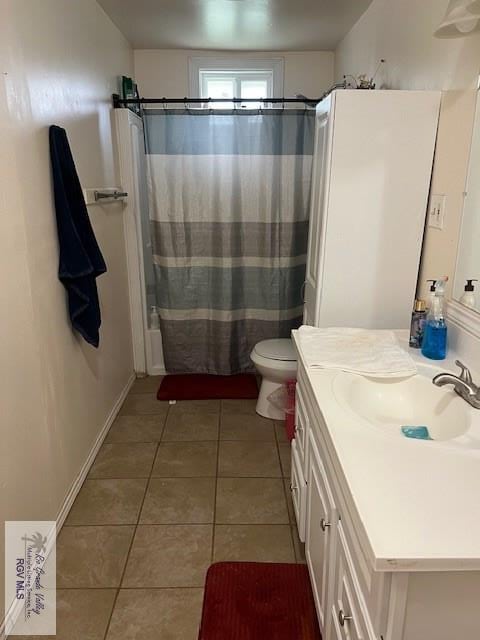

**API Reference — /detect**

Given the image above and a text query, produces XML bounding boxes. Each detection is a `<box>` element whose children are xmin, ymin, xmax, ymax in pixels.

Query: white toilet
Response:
<box><xmin>250</xmin><ymin>338</ymin><xmax>297</xmax><ymax>420</ymax></box>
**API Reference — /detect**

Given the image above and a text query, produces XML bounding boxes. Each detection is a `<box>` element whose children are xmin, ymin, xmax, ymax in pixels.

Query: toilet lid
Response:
<box><xmin>254</xmin><ymin>339</ymin><xmax>296</xmax><ymax>362</ymax></box>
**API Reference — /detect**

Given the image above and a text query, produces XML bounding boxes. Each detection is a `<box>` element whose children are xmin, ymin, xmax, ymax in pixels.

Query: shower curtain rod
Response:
<box><xmin>113</xmin><ymin>95</ymin><xmax>317</xmax><ymax>107</ymax></box>
<box><xmin>112</xmin><ymin>82</ymin><xmax>346</xmax><ymax>109</ymax></box>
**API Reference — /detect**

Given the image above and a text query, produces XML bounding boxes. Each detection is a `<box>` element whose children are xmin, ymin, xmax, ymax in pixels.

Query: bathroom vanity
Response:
<box><xmin>290</xmin><ymin>330</ymin><xmax>480</xmax><ymax>640</ymax></box>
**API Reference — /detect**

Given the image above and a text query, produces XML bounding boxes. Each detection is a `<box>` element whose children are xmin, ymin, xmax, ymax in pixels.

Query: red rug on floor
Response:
<box><xmin>157</xmin><ymin>374</ymin><xmax>258</xmax><ymax>401</ymax></box>
<box><xmin>198</xmin><ymin>562</ymin><xmax>321</xmax><ymax>640</ymax></box>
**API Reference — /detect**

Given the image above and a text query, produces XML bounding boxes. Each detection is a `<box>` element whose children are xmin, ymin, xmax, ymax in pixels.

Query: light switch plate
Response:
<box><xmin>428</xmin><ymin>194</ymin><xmax>446</xmax><ymax>230</ymax></box>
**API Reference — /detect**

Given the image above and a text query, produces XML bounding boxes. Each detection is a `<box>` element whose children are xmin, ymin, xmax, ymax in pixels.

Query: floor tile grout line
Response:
<box><xmin>119</xmin><ymin>413</ymin><xmax>169</xmax><ymax>418</ymax></box>
<box><xmin>103</xmin><ymin>438</ymin><xmax>277</xmax><ymax>444</ymax></box>
<box><xmin>76</xmin><ymin>475</ymin><xmax>289</xmax><ymax>481</ymax></box>
<box><xmin>63</xmin><ymin>521</ymin><xmax>292</xmax><ymax>528</ymax></box>
<box><xmin>62</xmin><ymin>523</ymin><xmax>142</xmax><ymax>528</ymax></box>
<box><xmin>57</xmin><ymin>585</ymin><xmax>206</xmax><ymax>590</ymax></box>
<box><xmin>210</xmin><ymin>403</ymin><xmax>222</xmax><ymax>565</ymax></box>
<box><xmin>101</xmin><ymin>402</ymin><xmax>171</xmax><ymax>640</ymax></box>
<box><xmin>213</xmin><ymin>521</ymin><xmax>291</xmax><ymax>526</ymax></box>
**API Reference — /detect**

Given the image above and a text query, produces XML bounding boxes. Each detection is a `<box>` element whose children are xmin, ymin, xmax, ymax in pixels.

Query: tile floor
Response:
<box><xmin>21</xmin><ymin>377</ymin><xmax>305</xmax><ymax>640</ymax></box>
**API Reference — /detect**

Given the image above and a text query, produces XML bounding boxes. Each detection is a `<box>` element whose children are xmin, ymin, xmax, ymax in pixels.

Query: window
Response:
<box><xmin>200</xmin><ymin>70</ymin><xmax>272</xmax><ymax>109</ymax></box>
<box><xmin>189</xmin><ymin>57</ymin><xmax>284</xmax><ymax>109</ymax></box>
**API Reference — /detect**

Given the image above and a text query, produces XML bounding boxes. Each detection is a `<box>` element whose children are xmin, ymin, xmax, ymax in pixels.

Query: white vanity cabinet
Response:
<box><xmin>291</xmin><ymin>346</ymin><xmax>480</xmax><ymax>640</ymax></box>
<box><xmin>293</xmin><ymin>368</ymin><xmax>383</xmax><ymax>640</ymax></box>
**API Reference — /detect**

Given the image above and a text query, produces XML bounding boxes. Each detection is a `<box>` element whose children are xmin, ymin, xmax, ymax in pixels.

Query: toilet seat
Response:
<box><xmin>253</xmin><ymin>339</ymin><xmax>296</xmax><ymax>362</ymax></box>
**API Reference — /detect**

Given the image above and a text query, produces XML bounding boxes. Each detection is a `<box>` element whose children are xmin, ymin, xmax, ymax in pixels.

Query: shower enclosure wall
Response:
<box><xmin>115</xmin><ymin>108</ymin><xmax>165</xmax><ymax>375</ymax></box>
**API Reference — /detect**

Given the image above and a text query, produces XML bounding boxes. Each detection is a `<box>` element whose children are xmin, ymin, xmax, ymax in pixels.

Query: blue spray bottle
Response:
<box><xmin>421</xmin><ymin>278</ymin><xmax>447</xmax><ymax>360</ymax></box>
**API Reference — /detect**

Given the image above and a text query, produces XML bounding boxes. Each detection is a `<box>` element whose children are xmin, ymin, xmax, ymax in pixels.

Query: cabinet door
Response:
<box><xmin>304</xmin><ymin>95</ymin><xmax>334</xmax><ymax>326</ymax></box>
<box><xmin>330</xmin><ymin>523</ymin><xmax>373</xmax><ymax>640</ymax></box>
<box><xmin>305</xmin><ymin>430</ymin><xmax>338</xmax><ymax>637</ymax></box>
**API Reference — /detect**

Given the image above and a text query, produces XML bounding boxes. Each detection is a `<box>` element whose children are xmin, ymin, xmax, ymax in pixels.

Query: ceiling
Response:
<box><xmin>97</xmin><ymin>0</ymin><xmax>373</xmax><ymax>51</ymax></box>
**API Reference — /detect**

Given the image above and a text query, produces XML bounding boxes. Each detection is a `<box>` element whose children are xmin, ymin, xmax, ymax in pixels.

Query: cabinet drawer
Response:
<box><xmin>294</xmin><ymin>384</ymin><xmax>309</xmax><ymax>470</ymax></box>
<box><xmin>290</xmin><ymin>439</ymin><xmax>307</xmax><ymax>542</ymax></box>
<box><xmin>331</xmin><ymin>523</ymin><xmax>376</xmax><ymax>640</ymax></box>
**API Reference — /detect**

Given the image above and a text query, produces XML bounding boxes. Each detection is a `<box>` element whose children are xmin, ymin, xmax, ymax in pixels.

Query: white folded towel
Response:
<box><xmin>297</xmin><ymin>326</ymin><xmax>417</xmax><ymax>378</ymax></box>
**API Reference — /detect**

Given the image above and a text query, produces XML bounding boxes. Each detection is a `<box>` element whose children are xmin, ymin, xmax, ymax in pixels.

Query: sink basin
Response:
<box><xmin>332</xmin><ymin>367</ymin><xmax>471</xmax><ymax>442</ymax></box>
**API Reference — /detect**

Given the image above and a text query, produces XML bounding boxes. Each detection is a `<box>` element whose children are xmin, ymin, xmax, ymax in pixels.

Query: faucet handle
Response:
<box><xmin>455</xmin><ymin>360</ymin><xmax>473</xmax><ymax>384</ymax></box>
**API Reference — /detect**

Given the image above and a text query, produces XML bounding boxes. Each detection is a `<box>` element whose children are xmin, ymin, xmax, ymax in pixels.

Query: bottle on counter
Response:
<box><xmin>421</xmin><ymin>279</ymin><xmax>447</xmax><ymax>360</ymax></box>
<box><xmin>149</xmin><ymin>305</ymin><xmax>160</xmax><ymax>330</ymax></box>
<box><xmin>459</xmin><ymin>279</ymin><xmax>478</xmax><ymax>310</ymax></box>
<box><xmin>409</xmin><ymin>299</ymin><xmax>427</xmax><ymax>348</ymax></box>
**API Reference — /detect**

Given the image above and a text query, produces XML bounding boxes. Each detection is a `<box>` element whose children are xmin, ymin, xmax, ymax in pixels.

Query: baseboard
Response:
<box><xmin>0</xmin><ymin>372</ymin><xmax>135</xmax><ymax>638</ymax></box>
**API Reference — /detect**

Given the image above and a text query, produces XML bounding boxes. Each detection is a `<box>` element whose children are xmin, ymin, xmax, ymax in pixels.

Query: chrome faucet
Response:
<box><xmin>432</xmin><ymin>360</ymin><xmax>480</xmax><ymax>409</ymax></box>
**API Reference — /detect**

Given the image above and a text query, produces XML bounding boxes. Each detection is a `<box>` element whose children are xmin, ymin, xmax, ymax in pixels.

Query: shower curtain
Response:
<box><xmin>143</xmin><ymin>108</ymin><xmax>314</xmax><ymax>374</ymax></box>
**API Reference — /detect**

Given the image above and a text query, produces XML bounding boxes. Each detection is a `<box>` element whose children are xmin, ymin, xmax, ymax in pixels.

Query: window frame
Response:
<box><xmin>188</xmin><ymin>56</ymin><xmax>284</xmax><ymax>106</ymax></box>
<box><xmin>201</xmin><ymin>70</ymin><xmax>273</xmax><ymax>100</ymax></box>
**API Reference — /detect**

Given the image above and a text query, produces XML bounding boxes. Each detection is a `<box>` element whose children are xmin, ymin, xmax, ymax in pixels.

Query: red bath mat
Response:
<box><xmin>157</xmin><ymin>374</ymin><xmax>258</xmax><ymax>401</ymax></box>
<box><xmin>198</xmin><ymin>562</ymin><xmax>321</xmax><ymax>640</ymax></box>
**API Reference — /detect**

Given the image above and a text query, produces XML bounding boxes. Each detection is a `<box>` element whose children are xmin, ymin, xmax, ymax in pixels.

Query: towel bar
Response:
<box><xmin>94</xmin><ymin>190</ymin><xmax>128</xmax><ymax>201</ymax></box>
<box><xmin>82</xmin><ymin>188</ymin><xmax>128</xmax><ymax>205</ymax></box>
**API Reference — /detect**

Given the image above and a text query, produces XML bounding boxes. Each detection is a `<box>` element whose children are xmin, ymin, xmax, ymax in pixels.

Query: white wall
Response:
<box><xmin>335</xmin><ymin>0</ymin><xmax>480</xmax><ymax>301</ymax></box>
<box><xmin>134</xmin><ymin>49</ymin><xmax>334</xmax><ymax>99</ymax></box>
<box><xmin>335</xmin><ymin>0</ymin><xmax>480</xmax><ymax>91</ymax></box>
<box><xmin>0</xmin><ymin>0</ymin><xmax>133</xmax><ymax>621</ymax></box>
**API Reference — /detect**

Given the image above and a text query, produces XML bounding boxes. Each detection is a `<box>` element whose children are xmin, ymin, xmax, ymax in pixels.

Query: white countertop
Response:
<box><xmin>293</xmin><ymin>329</ymin><xmax>480</xmax><ymax>572</ymax></box>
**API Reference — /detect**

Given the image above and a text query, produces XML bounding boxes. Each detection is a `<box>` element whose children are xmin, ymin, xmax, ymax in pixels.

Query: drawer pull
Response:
<box><xmin>338</xmin><ymin>610</ymin><xmax>353</xmax><ymax>627</ymax></box>
<box><xmin>320</xmin><ymin>518</ymin><xmax>331</xmax><ymax>532</ymax></box>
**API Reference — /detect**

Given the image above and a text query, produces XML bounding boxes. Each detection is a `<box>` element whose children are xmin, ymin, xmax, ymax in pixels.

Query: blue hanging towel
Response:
<box><xmin>49</xmin><ymin>125</ymin><xmax>107</xmax><ymax>347</ymax></box>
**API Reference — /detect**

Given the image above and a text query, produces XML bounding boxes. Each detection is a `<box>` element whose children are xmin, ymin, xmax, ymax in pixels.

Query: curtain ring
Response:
<box><xmin>162</xmin><ymin>97</ymin><xmax>166</xmax><ymax>111</ymax></box>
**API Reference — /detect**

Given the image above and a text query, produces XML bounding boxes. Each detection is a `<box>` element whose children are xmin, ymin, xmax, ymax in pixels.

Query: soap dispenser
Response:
<box><xmin>426</xmin><ymin>279</ymin><xmax>437</xmax><ymax>309</ymax></box>
<box><xmin>460</xmin><ymin>279</ymin><xmax>478</xmax><ymax>309</ymax></box>
<box><xmin>421</xmin><ymin>279</ymin><xmax>447</xmax><ymax>360</ymax></box>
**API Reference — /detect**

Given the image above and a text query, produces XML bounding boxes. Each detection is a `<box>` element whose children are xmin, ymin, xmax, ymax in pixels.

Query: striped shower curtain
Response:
<box><xmin>144</xmin><ymin>108</ymin><xmax>314</xmax><ymax>374</ymax></box>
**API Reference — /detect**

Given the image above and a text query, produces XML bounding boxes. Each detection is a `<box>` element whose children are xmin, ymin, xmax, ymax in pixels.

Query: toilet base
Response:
<box><xmin>256</xmin><ymin>378</ymin><xmax>286</xmax><ymax>420</ymax></box>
